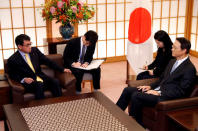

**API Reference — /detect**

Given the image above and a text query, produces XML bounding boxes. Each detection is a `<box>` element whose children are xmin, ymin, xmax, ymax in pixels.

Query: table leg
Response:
<box><xmin>4</xmin><ymin>120</ymin><xmax>9</xmax><ymax>131</ymax></box>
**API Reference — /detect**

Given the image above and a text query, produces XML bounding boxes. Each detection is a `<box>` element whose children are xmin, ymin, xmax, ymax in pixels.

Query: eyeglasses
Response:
<box><xmin>172</xmin><ymin>45</ymin><xmax>180</xmax><ymax>50</ymax></box>
<box><xmin>23</xmin><ymin>42</ymin><xmax>32</xmax><ymax>47</ymax></box>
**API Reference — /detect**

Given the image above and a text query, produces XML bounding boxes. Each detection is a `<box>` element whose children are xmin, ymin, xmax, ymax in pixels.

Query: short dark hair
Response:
<box><xmin>15</xmin><ymin>34</ymin><xmax>30</xmax><ymax>46</ymax></box>
<box><xmin>176</xmin><ymin>37</ymin><xmax>191</xmax><ymax>54</ymax></box>
<box><xmin>84</xmin><ymin>30</ymin><xmax>98</xmax><ymax>45</ymax></box>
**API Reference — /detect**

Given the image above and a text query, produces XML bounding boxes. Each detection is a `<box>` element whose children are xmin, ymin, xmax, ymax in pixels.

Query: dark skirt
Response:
<box><xmin>136</xmin><ymin>71</ymin><xmax>157</xmax><ymax>80</ymax></box>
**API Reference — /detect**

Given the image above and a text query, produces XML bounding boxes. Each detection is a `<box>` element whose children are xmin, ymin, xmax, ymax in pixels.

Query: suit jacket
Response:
<box><xmin>7</xmin><ymin>47</ymin><xmax>64</xmax><ymax>83</ymax></box>
<box><xmin>150</xmin><ymin>58</ymin><xmax>196</xmax><ymax>100</ymax></box>
<box><xmin>63</xmin><ymin>37</ymin><xmax>96</xmax><ymax>68</ymax></box>
<box><xmin>148</xmin><ymin>48</ymin><xmax>173</xmax><ymax>76</ymax></box>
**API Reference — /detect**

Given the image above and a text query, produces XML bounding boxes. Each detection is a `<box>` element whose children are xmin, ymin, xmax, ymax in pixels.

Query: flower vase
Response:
<box><xmin>59</xmin><ymin>24</ymin><xmax>74</xmax><ymax>40</ymax></box>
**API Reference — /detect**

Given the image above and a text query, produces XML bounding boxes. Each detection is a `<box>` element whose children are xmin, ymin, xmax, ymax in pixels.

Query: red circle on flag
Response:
<box><xmin>128</xmin><ymin>8</ymin><xmax>151</xmax><ymax>44</ymax></box>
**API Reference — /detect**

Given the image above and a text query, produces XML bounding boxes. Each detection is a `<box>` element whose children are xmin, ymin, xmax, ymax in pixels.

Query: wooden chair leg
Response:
<box><xmin>82</xmin><ymin>80</ymin><xmax>94</xmax><ymax>92</ymax></box>
<box><xmin>82</xmin><ymin>81</ymin><xmax>85</xmax><ymax>88</ymax></box>
<box><xmin>4</xmin><ymin>120</ymin><xmax>9</xmax><ymax>131</ymax></box>
<box><xmin>90</xmin><ymin>81</ymin><xmax>94</xmax><ymax>92</ymax></box>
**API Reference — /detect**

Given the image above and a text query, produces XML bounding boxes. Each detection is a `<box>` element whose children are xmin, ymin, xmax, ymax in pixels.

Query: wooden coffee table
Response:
<box><xmin>3</xmin><ymin>92</ymin><xmax>144</xmax><ymax>131</ymax></box>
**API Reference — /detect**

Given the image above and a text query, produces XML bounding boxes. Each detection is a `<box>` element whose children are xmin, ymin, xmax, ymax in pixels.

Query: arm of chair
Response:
<box><xmin>156</xmin><ymin>97</ymin><xmax>198</xmax><ymax>111</ymax></box>
<box><xmin>55</xmin><ymin>72</ymin><xmax>76</xmax><ymax>94</ymax></box>
<box><xmin>128</xmin><ymin>78</ymin><xmax>159</xmax><ymax>87</ymax></box>
<box><xmin>5</xmin><ymin>74</ymin><xmax>25</xmax><ymax>93</ymax></box>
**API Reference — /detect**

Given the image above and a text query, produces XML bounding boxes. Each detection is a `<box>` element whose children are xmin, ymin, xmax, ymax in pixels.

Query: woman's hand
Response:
<box><xmin>143</xmin><ymin>65</ymin><xmax>148</xmax><ymax>70</ymax></box>
<box><xmin>148</xmin><ymin>70</ymin><xmax>154</xmax><ymax>75</ymax></box>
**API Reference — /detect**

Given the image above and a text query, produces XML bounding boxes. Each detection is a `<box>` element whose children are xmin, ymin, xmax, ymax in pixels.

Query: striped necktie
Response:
<box><xmin>25</xmin><ymin>54</ymin><xmax>43</xmax><ymax>82</ymax></box>
<box><xmin>79</xmin><ymin>45</ymin><xmax>86</xmax><ymax>64</ymax></box>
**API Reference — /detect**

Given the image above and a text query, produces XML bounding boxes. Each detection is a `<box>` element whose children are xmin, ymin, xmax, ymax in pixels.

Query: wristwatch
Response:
<box><xmin>157</xmin><ymin>91</ymin><xmax>161</xmax><ymax>96</ymax></box>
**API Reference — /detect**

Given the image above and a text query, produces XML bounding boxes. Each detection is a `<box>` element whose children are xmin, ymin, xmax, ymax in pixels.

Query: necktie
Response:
<box><xmin>25</xmin><ymin>54</ymin><xmax>43</xmax><ymax>82</ymax></box>
<box><xmin>170</xmin><ymin>61</ymin><xmax>178</xmax><ymax>74</ymax></box>
<box><xmin>79</xmin><ymin>45</ymin><xmax>86</xmax><ymax>64</ymax></box>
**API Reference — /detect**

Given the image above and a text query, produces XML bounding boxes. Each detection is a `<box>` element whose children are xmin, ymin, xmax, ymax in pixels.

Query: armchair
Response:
<box><xmin>4</xmin><ymin>54</ymin><xmax>76</xmax><ymax>104</ymax></box>
<box><xmin>128</xmin><ymin>76</ymin><xmax>198</xmax><ymax>131</ymax></box>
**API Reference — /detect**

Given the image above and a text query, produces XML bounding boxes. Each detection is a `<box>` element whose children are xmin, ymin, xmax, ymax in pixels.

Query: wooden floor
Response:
<box><xmin>81</xmin><ymin>61</ymin><xmax>127</xmax><ymax>103</ymax></box>
<box><xmin>0</xmin><ymin>55</ymin><xmax>198</xmax><ymax>131</ymax></box>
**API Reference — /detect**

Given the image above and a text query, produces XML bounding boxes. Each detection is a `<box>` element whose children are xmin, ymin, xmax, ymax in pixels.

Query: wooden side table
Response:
<box><xmin>0</xmin><ymin>80</ymin><xmax>11</xmax><ymax>120</ymax></box>
<box><xmin>44</xmin><ymin>37</ymin><xmax>77</xmax><ymax>54</ymax></box>
<box><xmin>167</xmin><ymin>107</ymin><xmax>198</xmax><ymax>131</ymax></box>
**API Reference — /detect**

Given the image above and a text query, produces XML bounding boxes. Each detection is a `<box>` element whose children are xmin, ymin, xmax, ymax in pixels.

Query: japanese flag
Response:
<box><xmin>127</xmin><ymin>0</ymin><xmax>153</xmax><ymax>75</ymax></box>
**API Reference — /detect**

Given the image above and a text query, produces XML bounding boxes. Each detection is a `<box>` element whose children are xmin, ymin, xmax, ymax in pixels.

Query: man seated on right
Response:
<box><xmin>116</xmin><ymin>37</ymin><xmax>196</xmax><ymax>126</ymax></box>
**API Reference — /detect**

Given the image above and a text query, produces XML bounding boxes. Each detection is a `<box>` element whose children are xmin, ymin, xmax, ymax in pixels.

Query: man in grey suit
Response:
<box><xmin>116</xmin><ymin>37</ymin><xmax>196</xmax><ymax>126</ymax></box>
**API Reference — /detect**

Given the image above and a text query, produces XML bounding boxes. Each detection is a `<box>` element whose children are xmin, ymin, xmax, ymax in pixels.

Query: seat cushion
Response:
<box><xmin>24</xmin><ymin>88</ymin><xmax>67</xmax><ymax>102</ymax></box>
<box><xmin>143</xmin><ymin>107</ymin><xmax>158</xmax><ymax>121</ymax></box>
<box><xmin>83</xmin><ymin>73</ymin><xmax>93</xmax><ymax>81</ymax></box>
<box><xmin>24</xmin><ymin>91</ymin><xmax>53</xmax><ymax>102</ymax></box>
<box><xmin>24</xmin><ymin>93</ymin><xmax>35</xmax><ymax>102</ymax></box>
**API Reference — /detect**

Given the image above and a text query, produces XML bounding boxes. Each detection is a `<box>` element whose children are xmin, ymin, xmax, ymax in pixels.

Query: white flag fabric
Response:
<box><xmin>127</xmin><ymin>0</ymin><xmax>153</xmax><ymax>75</ymax></box>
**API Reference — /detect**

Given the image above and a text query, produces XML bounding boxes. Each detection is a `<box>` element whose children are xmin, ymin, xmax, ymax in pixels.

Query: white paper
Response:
<box><xmin>73</xmin><ymin>59</ymin><xmax>105</xmax><ymax>70</ymax></box>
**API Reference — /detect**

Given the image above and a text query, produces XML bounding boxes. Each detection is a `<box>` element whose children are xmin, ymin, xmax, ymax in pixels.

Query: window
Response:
<box><xmin>0</xmin><ymin>0</ymin><xmax>46</xmax><ymax>70</ymax></box>
<box><xmin>191</xmin><ymin>0</ymin><xmax>198</xmax><ymax>51</ymax></box>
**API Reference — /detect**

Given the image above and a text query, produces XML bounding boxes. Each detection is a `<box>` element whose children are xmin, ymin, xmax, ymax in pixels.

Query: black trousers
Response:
<box><xmin>70</xmin><ymin>67</ymin><xmax>101</xmax><ymax>92</ymax></box>
<box><xmin>23</xmin><ymin>76</ymin><xmax>62</xmax><ymax>100</ymax></box>
<box><xmin>136</xmin><ymin>71</ymin><xmax>157</xmax><ymax>80</ymax></box>
<box><xmin>116</xmin><ymin>87</ymin><xmax>160</xmax><ymax>126</ymax></box>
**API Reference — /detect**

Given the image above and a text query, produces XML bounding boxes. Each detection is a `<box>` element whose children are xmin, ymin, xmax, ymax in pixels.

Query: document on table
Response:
<box><xmin>73</xmin><ymin>59</ymin><xmax>105</xmax><ymax>70</ymax></box>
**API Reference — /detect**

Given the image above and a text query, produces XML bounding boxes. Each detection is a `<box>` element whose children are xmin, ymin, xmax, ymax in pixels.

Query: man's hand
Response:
<box><xmin>145</xmin><ymin>90</ymin><xmax>160</xmax><ymax>96</ymax></box>
<box><xmin>64</xmin><ymin>68</ymin><xmax>72</xmax><ymax>73</ymax></box>
<box><xmin>137</xmin><ymin>86</ymin><xmax>151</xmax><ymax>92</ymax></box>
<box><xmin>148</xmin><ymin>70</ymin><xmax>154</xmax><ymax>75</ymax></box>
<box><xmin>24</xmin><ymin>78</ymin><xmax>34</xmax><ymax>84</ymax></box>
<box><xmin>81</xmin><ymin>62</ymin><xmax>89</xmax><ymax>68</ymax></box>
<box><xmin>72</xmin><ymin>62</ymin><xmax>81</xmax><ymax>68</ymax></box>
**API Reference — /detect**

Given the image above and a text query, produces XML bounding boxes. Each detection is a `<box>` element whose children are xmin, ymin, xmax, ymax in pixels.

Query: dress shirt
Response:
<box><xmin>18</xmin><ymin>50</ymin><xmax>31</xmax><ymax>83</ymax></box>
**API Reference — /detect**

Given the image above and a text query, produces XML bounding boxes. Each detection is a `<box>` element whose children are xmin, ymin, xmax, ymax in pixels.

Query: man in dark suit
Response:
<box><xmin>116</xmin><ymin>37</ymin><xmax>196</xmax><ymax>126</ymax></box>
<box><xmin>7</xmin><ymin>34</ymin><xmax>71</xmax><ymax>100</ymax></box>
<box><xmin>63</xmin><ymin>30</ymin><xmax>100</xmax><ymax>93</ymax></box>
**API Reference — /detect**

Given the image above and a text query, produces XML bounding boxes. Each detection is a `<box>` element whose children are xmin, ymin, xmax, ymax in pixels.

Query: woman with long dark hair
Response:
<box><xmin>137</xmin><ymin>30</ymin><xmax>173</xmax><ymax>80</ymax></box>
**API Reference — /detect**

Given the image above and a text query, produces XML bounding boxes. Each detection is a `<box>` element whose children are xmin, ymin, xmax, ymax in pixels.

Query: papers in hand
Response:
<box><xmin>73</xmin><ymin>59</ymin><xmax>105</xmax><ymax>70</ymax></box>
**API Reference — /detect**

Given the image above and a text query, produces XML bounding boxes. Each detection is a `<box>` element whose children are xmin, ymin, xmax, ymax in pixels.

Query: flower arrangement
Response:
<box><xmin>42</xmin><ymin>0</ymin><xmax>95</xmax><ymax>26</ymax></box>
